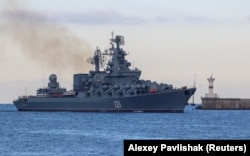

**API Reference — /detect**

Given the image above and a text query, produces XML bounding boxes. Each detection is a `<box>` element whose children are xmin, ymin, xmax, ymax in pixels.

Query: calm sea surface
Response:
<box><xmin>1</xmin><ymin>104</ymin><xmax>250</xmax><ymax>156</ymax></box>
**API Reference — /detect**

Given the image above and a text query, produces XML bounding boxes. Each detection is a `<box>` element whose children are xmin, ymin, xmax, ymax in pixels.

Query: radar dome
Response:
<box><xmin>49</xmin><ymin>74</ymin><xmax>57</xmax><ymax>82</ymax></box>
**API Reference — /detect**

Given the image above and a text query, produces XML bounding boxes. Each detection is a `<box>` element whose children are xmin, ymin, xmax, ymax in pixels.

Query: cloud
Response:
<box><xmin>1</xmin><ymin>6</ymin><xmax>242</xmax><ymax>27</ymax></box>
<box><xmin>153</xmin><ymin>14</ymin><xmax>210</xmax><ymax>23</ymax></box>
<box><xmin>154</xmin><ymin>16</ymin><xmax>175</xmax><ymax>23</ymax></box>
<box><xmin>49</xmin><ymin>10</ymin><xmax>147</xmax><ymax>25</ymax></box>
<box><xmin>0</xmin><ymin>6</ymin><xmax>230</xmax><ymax>26</ymax></box>
<box><xmin>184</xmin><ymin>16</ymin><xmax>209</xmax><ymax>22</ymax></box>
<box><xmin>51</xmin><ymin>10</ymin><xmax>211</xmax><ymax>25</ymax></box>
<box><xmin>1</xmin><ymin>9</ymin><xmax>47</xmax><ymax>23</ymax></box>
<box><xmin>0</xmin><ymin>9</ymin><xmax>147</xmax><ymax>25</ymax></box>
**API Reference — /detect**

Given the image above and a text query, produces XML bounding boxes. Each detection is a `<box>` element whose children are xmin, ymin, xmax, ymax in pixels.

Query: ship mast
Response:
<box><xmin>111</xmin><ymin>31</ymin><xmax>114</xmax><ymax>39</ymax></box>
<box><xmin>192</xmin><ymin>74</ymin><xmax>196</xmax><ymax>105</ymax></box>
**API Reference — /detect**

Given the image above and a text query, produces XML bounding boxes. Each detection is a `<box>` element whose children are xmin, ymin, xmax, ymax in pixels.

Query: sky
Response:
<box><xmin>1</xmin><ymin>0</ymin><xmax>250</xmax><ymax>104</ymax></box>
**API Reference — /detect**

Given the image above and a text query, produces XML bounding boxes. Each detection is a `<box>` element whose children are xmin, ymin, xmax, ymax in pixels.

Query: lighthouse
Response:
<box><xmin>201</xmin><ymin>75</ymin><xmax>250</xmax><ymax>109</ymax></box>
<box><xmin>205</xmin><ymin>75</ymin><xmax>218</xmax><ymax>98</ymax></box>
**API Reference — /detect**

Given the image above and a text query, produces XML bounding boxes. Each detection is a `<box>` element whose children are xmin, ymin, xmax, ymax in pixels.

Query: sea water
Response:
<box><xmin>1</xmin><ymin>104</ymin><xmax>250</xmax><ymax>156</ymax></box>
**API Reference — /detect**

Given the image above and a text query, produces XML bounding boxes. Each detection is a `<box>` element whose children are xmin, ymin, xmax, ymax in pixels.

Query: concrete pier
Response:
<box><xmin>201</xmin><ymin>98</ymin><xmax>250</xmax><ymax>109</ymax></box>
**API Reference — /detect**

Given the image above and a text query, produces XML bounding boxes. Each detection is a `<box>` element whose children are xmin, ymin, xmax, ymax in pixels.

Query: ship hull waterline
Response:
<box><xmin>14</xmin><ymin>88</ymin><xmax>196</xmax><ymax>113</ymax></box>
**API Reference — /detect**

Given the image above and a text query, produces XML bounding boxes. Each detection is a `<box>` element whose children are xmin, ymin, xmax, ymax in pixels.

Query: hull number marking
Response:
<box><xmin>114</xmin><ymin>100</ymin><xmax>122</xmax><ymax>108</ymax></box>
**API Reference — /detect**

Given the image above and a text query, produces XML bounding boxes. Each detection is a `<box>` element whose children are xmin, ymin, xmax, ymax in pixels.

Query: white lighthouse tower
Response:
<box><xmin>205</xmin><ymin>75</ymin><xmax>218</xmax><ymax>98</ymax></box>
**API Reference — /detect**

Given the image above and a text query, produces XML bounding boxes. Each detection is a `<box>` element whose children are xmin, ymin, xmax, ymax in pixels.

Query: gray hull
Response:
<box><xmin>14</xmin><ymin>88</ymin><xmax>195</xmax><ymax>113</ymax></box>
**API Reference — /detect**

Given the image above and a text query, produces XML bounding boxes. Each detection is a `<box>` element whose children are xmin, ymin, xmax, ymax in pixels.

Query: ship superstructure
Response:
<box><xmin>13</xmin><ymin>34</ymin><xmax>196</xmax><ymax>112</ymax></box>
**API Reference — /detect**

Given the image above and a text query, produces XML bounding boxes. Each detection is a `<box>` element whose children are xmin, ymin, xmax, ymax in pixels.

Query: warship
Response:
<box><xmin>13</xmin><ymin>34</ymin><xmax>196</xmax><ymax>112</ymax></box>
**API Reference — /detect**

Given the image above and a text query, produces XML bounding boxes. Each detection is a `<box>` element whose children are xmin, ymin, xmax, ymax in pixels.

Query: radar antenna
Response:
<box><xmin>192</xmin><ymin>74</ymin><xmax>196</xmax><ymax>106</ymax></box>
<box><xmin>111</xmin><ymin>31</ymin><xmax>114</xmax><ymax>39</ymax></box>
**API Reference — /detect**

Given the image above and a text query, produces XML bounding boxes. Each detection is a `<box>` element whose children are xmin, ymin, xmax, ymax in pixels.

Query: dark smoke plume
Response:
<box><xmin>0</xmin><ymin>0</ymin><xmax>92</xmax><ymax>73</ymax></box>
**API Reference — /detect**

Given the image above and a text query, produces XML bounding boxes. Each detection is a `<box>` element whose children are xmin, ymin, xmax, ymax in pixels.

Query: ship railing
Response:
<box><xmin>18</xmin><ymin>96</ymin><xmax>28</xmax><ymax>99</ymax></box>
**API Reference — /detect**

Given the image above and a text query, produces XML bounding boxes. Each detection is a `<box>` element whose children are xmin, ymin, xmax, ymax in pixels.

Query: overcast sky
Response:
<box><xmin>1</xmin><ymin>0</ymin><xmax>250</xmax><ymax>103</ymax></box>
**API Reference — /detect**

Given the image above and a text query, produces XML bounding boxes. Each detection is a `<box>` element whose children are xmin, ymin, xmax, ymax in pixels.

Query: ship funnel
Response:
<box><xmin>87</xmin><ymin>47</ymin><xmax>106</xmax><ymax>72</ymax></box>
